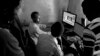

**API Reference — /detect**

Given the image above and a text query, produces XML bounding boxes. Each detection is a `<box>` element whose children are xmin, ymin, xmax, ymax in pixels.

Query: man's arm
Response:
<box><xmin>34</xmin><ymin>24</ymin><xmax>48</xmax><ymax>34</ymax></box>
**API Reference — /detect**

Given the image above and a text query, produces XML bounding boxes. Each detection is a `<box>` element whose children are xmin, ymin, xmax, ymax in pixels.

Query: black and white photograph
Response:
<box><xmin>0</xmin><ymin>0</ymin><xmax>100</xmax><ymax>56</ymax></box>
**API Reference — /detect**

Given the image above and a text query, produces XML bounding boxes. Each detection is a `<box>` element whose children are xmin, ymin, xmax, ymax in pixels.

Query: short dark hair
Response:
<box><xmin>51</xmin><ymin>22</ymin><xmax>64</xmax><ymax>37</ymax></box>
<box><xmin>31</xmin><ymin>11</ymin><xmax>39</xmax><ymax>23</ymax></box>
<box><xmin>82</xmin><ymin>0</ymin><xmax>100</xmax><ymax>21</ymax></box>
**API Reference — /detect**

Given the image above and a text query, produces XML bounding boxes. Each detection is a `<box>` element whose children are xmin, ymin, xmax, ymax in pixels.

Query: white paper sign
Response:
<box><xmin>63</xmin><ymin>12</ymin><xmax>76</xmax><ymax>26</ymax></box>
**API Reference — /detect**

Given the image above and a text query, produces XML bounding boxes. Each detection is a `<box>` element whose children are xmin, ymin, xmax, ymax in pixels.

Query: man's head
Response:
<box><xmin>82</xmin><ymin>0</ymin><xmax>100</xmax><ymax>21</ymax></box>
<box><xmin>31</xmin><ymin>11</ymin><xmax>40</xmax><ymax>23</ymax></box>
<box><xmin>51</xmin><ymin>22</ymin><xmax>64</xmax><ymax>37</ymax></box>
<box><xmin>0</xmin><ymin>0</ymin><xmax>21</xmax><ymax>24</ymax></box>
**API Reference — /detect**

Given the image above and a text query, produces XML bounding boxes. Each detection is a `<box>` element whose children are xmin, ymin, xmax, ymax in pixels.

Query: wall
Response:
<box><xmin>18</xmin><ymin>0</ymin><xmax>69</xmax><ymax>24</ymax></box>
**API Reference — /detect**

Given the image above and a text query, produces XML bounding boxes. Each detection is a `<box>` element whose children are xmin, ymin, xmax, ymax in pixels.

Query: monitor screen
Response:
<box><xmin>63</xmin><ymin>12</ymin><xmax>76</xmax><ymax>26</ymax></box>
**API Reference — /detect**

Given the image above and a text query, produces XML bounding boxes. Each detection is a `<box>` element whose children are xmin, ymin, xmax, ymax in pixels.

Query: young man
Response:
<box><xmin>51</xmin><ymin>22</ymin><xmax>64</xmax><ymax>56</ymax></box>
<box><xmin>28</xmin><ymin>11</ymin><xmax>50</xmax><ymax>45</ymax></box>
<box><xmin>36</xmin><ymin>22</ymin><xmax>64</xmax><ymax>56</ymax></box>
<box><xmin>82</xmin><ymin>0</ymin><xmax>100</xmax><ymax>56</ymax></box>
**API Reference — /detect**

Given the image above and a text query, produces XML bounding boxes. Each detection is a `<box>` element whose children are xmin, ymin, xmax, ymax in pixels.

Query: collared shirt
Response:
<box><xmin>53</xmin><ymin>38</ymin><xmax>64</xmax><ymax>56</ymax></box>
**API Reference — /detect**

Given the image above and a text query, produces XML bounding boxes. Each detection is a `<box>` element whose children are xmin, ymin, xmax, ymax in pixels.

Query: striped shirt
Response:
<box><xmin>86</xmin><ymin>18</ymin><xmax>100</xmax><ymax>51</ymax></box>
<box><xmin>83</xmin><ymin>25</ymin><xmax>96</xmax><ymax>56</ymax></box>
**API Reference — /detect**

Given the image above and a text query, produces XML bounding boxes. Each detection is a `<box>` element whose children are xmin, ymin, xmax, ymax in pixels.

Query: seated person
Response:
<box><xmin>36</xmin><ymin>21</ymin><xmax>64</xmax><ymax>56</ymax></box>
<box><xmin>0</xmin><ymin>0</ymin><xmax>25</xmax><ymax>56</ymax></box>
<box><xmin>51</xmin><ymin>22</ymin><xmax>64</xmax><ymax>56</ymax></box>
<box><xmin>28</xmin><ymin>11</ymin><xmax>50</xmax><ymax>45</ymax></box>
<box><xmin>82</xmin><ymin>0</ymin><xmax>100</xmax><ymax>56</ymax></box>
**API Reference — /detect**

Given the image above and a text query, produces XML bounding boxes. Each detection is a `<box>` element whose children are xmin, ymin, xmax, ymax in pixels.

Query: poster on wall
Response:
<box><xmin>63</xmin><ymin>12</ymin><xmax>76</xmax><ymax>26</ymax></box>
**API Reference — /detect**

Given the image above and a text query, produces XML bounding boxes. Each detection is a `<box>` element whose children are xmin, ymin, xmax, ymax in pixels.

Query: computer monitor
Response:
<box><xmin>63</xmin><ymin>11</ymin><xmax>76</xmax><ymax>26</ymax></box>
<box><xmin>62</xmin><ymin>11</ymin><xmax>85</xmax><ymax>37</ymax></box>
